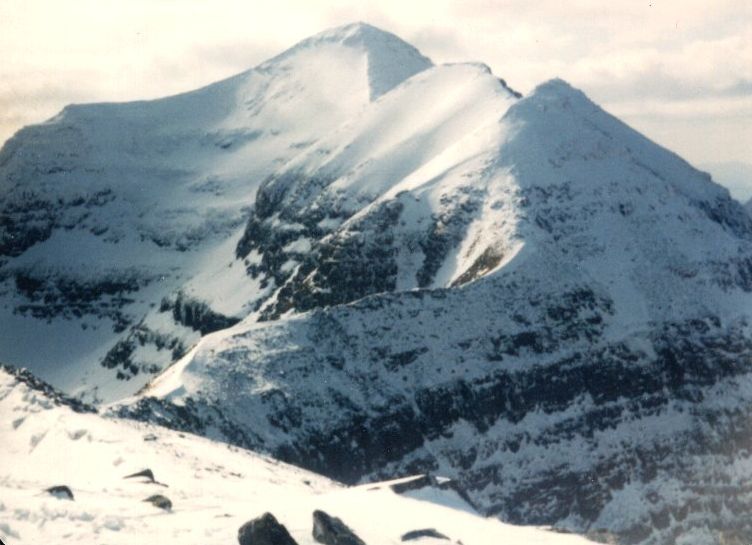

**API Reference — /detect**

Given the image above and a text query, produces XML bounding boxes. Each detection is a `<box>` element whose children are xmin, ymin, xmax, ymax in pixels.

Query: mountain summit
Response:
<box><xmin>261</xmin><ymin>22</ymin><xmax>433</xmax><ymax>99</ymax></box>
<box><xmin>2</xmin><ymin>23</ymin><xmax>752</xmax><ymax>545</ymax></box>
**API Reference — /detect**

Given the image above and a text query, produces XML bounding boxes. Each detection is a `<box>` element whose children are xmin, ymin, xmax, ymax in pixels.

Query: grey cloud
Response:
<box><xmin>578</xmin><ymin>65</ymin><xmax>752</xmax><ymax>106</ymax></box>
<box><xmin>722</xmin><ymin>79</ymin><xmax>752</xmax><ymax>97</ymax></box>
<box><xmin>408</xmin><ymin>26</ymin><xmax>469</xmax><ymax>62</ymax></box>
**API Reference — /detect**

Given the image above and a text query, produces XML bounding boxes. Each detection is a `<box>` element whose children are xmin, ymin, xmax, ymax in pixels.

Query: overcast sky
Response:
<box><xmin>2</xmin><ymin>0</ymin><xmax>751</xmax><ymax>196</ymax></box>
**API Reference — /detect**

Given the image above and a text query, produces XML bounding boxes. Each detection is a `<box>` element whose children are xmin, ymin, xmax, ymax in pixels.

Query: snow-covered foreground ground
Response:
<box><xmin>0</xmin><ymin>368</ymin><xmax>595</xmax><ymax>545</ymax></box>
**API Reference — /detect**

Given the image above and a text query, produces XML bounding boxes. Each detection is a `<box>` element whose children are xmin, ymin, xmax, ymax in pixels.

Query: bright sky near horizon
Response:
<box><xmin>1</xmin><ymin>0</ymin><xmax>750</xmax><ymax>195</ymax></box>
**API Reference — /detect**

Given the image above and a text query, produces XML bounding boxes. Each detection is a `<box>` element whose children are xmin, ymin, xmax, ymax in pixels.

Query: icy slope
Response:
<box><xmin>0</xmin><ymin>23</ymin><xmax>432</xmax><ymax>401</ymax></box>
<box><xmin>122</xmin><ymin>79</ymin><xmax>752</xmax><ymax>545</ymax></box>
<box><xmin>0</xmin><ymin>367</ymin><xmax>595</xmax><ymax>545</ymax></box>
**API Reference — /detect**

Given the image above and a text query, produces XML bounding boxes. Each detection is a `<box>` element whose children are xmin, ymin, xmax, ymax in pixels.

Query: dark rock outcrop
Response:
<box><xmin>160</xmin><ymin>291</ymin><xmax>241</xmax><ymax>335</ymax></box>
<box><xmin>238</xmin><ymin>513</ymin><xmax>298</xmax><ymax>545</ymax></box>
<box><xmin>11</xmin><ymin>268</ymin><xmax>145</xmax><ymax>329</ymax></box>
<box><xmin>124</xmin><ymin>468</ymin><xmax>167</xmax><ymax>486</ymax></box>
<box><xmin>125</xmin><ymin>468</ymin><xmax>156</xmax><ymax>481</ymax></box>
<box><xmin>45</xmin><ymin>485</ymin><xmax>74</xmax><ymax>500</ymax></box>
<box><xmin>401</xmin><ymin>529</ymin><xmax>449</xmax><ymax>541</ymax></box>
<box><xmin>312</xmin><ymin>510</ymin><xmax>366</xmax><ymax>545</ymax></box>
<box><xmin>100</xmin><ymin>323</ymin><xmax>186</xmax><ymax>382</ymax></box>
<box><xmin>143</xmin><ymin>494</ymin><xmax>172</xmax><ymax>511</ymax></box>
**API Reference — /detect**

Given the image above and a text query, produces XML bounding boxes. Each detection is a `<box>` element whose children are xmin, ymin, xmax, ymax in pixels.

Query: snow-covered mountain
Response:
<box><xmin>117</xmin><ymin>73</ymin><xmax>752</xmax><ymax>544</ymax></box>
<box><xmin>0</xmin><ymin>366</ymin><xmax>596</xmax><ymax>544</ymax></box>
<box><xmin>745</xmin><ymin>198</ymin><xmax>752</xmax><ymax>215</ymax></box>
<box><xmin>3</xmin><ymin>21</ymin><xmax>752</xmax><ymax>545</ymax></box>
<box><xmin>0</xmin><ymin>23</ymin><xmax>432</xmax><ymax>402</ymax></box>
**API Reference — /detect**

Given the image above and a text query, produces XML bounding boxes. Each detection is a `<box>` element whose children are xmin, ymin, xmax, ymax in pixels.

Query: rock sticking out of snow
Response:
<box><xmin>238</xmin><ymin>513</ymin><xmax>298</xmax><ymax>545</ymax></box>
<box><xmin>401</xmin><ymin>529</ymin><xmax>450</xmax><ymax>541</ymax></box>
<box><xmin>124</xmin><ymin>468</ymin><xmax>167</xmax><ymax>486</ymax></box>
<box><xmin>45</xmin><ymin>485</ymin><xmax>74</xmax><ymax>500</ymax></box>
<box><xmin>143</xmin><ymin>494</ymin><xmax>172</xmax><ymax>511</ymax></box>
<box><xmin>312</xmin><ymin>509</ymin><xmax>366</xmax><ymax>545</ymax></box>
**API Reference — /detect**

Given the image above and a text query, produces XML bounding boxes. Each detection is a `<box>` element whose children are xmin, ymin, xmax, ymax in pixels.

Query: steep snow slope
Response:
<box><xmin>234</xmin><ymin>61</ymin><xmax>521</xmax><ymax>318</ymax></box>
<box><xmin>122</xmin><ymin>79</ymin><xmax>752</xmax><ymax>545</ymax></box>
<box><xmin>745</xmin><ymin>198</ymin><xmax>752</xmax><ymax>215</ymax></box>
<box><xmin>0</xmin><ymin>23</ymin><xmax>432</xmax><ymax>402</ymax></box>
<box><xmin>0</xmin><ymin>366</ymin><xmax>596</xmax><ymax>545</ymax></box>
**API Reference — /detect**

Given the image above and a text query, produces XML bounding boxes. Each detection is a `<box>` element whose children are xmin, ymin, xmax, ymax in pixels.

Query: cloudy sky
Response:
<box><xmin>2</xmin><ymin>0</ymin><xmax>751</xmax><ymax>197</ymax></box>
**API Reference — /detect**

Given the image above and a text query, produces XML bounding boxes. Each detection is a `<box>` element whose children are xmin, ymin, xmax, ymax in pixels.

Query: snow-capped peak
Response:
<box><xmin>507</xmin><ymin>77</ymin><xmax>599</xmax><ymax>120</ymax></box>
<box><xmin>501</xmin><ymin>77</ymin><xmax>746</xmax><ymax>206</ymax></box>
<box><xmin>260</xmin><ymin>22</ymin><xmax>433</xmax><ymax>100</ymax></box>
<box><xmin>297</xmin><ymin>21</ymin><xmax>413</xmax><ymax>46</ymax></box>
<box><xmin>529</xmin><ymin>77</ymin><xmax>583</xmax><ymax>96</ymax></box>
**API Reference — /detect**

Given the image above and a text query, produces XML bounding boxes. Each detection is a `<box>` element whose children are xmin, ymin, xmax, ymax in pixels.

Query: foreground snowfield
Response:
<box><xmin>0</xmin><ymin>368</ymin><xmax>595</xmax><ymax>544</ymax></box>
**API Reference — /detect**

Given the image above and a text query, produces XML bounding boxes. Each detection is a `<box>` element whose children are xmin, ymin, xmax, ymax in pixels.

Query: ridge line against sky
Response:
<box><xmin>1</xmin><ymin>0</ymin><xmax>751</xmax><ymax>197</ymax></box>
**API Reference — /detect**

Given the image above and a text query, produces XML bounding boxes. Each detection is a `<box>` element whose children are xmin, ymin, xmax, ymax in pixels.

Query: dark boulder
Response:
<box><xmin>125</xmin><ymin>468</ymin><xmax>156</xmax><ymax>481</ymax></box>
<box><xmin>238</xmin><ymin>512</ymin><xmax>298</xmax><ymax>545</ymax></box>
<box><xmin>401</xmin><ymin>529</ymin><xmax>449</xmax><ymax>541</ymax></box>
<box><xmin>45</xmin><ymin>485</ymin><xmax>74</xmax><ymax>500</ymax></box>
<box><xmin>312</xmin><ymin>510</ymin><xmax>366</xmax><ymax>545</ymax></box>
<box><xmin>124</xmin><ymin>468</ymin><xmax>167</xmax><ymax>486</ymax></box>
<box><xmin>143</xmin><ymin>494</ymin><xmax>172</xmax><ymax>511</ymax></box>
